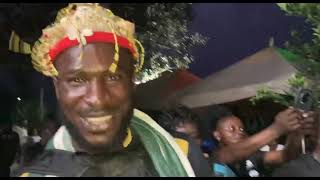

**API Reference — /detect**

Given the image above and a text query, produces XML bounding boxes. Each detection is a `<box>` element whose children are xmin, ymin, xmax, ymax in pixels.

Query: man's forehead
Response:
<box><xmin>54</xmin><ymin>43</ymin><xmax>132</xmax><ymax>75</ymax></box>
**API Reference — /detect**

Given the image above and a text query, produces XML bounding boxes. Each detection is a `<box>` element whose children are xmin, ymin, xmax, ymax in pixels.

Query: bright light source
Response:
<box><xmin>17</xmin><ymin>97</ymin><xmax>21</xmax><ymax>101</ymax></box>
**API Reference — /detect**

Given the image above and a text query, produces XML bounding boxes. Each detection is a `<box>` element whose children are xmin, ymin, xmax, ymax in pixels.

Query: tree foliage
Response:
<box><xmin>110</xmin><ymin>3</ymin><xmax>208</xmax><ymax>83</ymax></box>
<box><xmin>251</xmin><ymin>3</ymin><xmax>320</xmax><ymax>109</ymax></box>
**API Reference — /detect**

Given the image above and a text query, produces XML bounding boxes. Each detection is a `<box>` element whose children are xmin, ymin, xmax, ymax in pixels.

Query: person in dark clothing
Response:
<box><xmin>0</xmin><ymin>123</ymin><xmax>20</xmax><ymax>177</ymax></box>
<box><xmin>272</xmin><ymin>112</ymin><xmax>320</xmax><ymax>177</ymax></box>
<box><xmin>155</xmin><ymin>106</ymin><xmax>213</xmax><ymax>175</ymax></box>
<box><xmin>272</xmin><ymin>153</ymin><xmax>320</xmax><ymax>177</ymax></box>
<box><xmin>156</xmin><ymin>106</ymin><xmax>203</xmax><ymax>145</ymax></box>
<box><xmin>0</xmin><ymin>90</ymin><xmax>20</xmax><ymax>177</ymax></box>
<box><xmin>21</xmin><ymin>114</ymin><xmax>60</xmax><ymax>166</ymax></box>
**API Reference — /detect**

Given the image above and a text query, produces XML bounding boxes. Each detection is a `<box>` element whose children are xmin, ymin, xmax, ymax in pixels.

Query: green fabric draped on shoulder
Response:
<box><xmin>131</xmin><ymin>109</ymin><xmax>195</xmax><ymax>177</ymax></box>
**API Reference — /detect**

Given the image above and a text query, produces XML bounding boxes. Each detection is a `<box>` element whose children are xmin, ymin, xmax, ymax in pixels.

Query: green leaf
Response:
<box><xmin>277</xmin><ymin>3</ymin><xmax>288</xmax><ymax>11</ymax></box>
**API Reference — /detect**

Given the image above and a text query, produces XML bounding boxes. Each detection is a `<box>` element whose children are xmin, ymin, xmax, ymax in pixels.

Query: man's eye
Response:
<box><xmin>71</xmin><ymin>77</ymin><xmax>86</xmax><ymax>83</ymax></box>
<box><xmin>106</xmin><ymin>74</ymin><xmax>121</xmax><ymax>81</ymax></box>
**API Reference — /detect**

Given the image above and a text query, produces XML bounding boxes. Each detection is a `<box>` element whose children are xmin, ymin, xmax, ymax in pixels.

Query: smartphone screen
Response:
<box><xmin>294</xmin><ymin>89</ymin><xmax>314</xmax><ymax>111</ymax></box>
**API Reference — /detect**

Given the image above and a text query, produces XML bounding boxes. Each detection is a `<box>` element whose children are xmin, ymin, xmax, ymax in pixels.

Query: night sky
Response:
<box><xmin>189</xmin><ymin>3</ymin><xmax>310</xmax><ymax>78</ymax></box>
<box><xmin>0</xmin><ymin>3</ymin><xmax>312</xmax><ymax>111</ymax></box>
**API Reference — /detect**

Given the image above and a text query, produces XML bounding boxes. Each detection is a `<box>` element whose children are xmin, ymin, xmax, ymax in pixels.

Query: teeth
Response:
<box><xmin>86</xmin><ymin>115</ymin><xmax>112</xmax><ymax>124</ymax></box>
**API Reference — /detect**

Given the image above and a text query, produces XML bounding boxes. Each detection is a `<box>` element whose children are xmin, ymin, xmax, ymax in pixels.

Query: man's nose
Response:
<box><xmin>84</xmin><ymin>79</ymin><xmax>109</xmax><ymax>109</ymax></box>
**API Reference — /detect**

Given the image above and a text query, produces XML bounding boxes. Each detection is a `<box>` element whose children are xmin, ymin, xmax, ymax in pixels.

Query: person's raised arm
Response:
<box><xmin>213</xmin><ymin>108</ymin><xmax>301</xmax><ymax>164</ymax></box>
<box><xmin>264</xmin><ymin>111</ymin><xmax>317</xmax><ymax>166</ymax></box>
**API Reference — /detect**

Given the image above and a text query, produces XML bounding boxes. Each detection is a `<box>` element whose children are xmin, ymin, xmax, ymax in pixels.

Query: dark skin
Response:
<box><xmin>53</xmin><ymin>43</ymin><xmax>135</xmax><ymax>155</ymax></box>
<box><xmin>288</xmin><ymin>111</ymin><xmax>319</xmax><ymax>157</ymax></box>
<box><xmin>213</xmin><ymin>116</ymin><xmax>247</xmax><ymax>147</ymax></box>
<box><xmin>212</xmin><ymin>107</ymin><xmax>313</xmax><ymax>166</ymax></box>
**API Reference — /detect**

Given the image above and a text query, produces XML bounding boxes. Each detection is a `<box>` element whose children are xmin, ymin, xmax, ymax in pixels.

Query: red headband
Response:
<box><xmin>48</xmin><ymin>31</ymin><xmax>137</xmax><ymax>61</ymax></box>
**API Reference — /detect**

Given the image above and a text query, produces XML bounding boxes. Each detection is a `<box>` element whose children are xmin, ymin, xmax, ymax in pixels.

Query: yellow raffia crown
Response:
<box><xmin>9</xmin><ymin>3</ymin><xmax>145</xmax><ymax>77</ymax></box>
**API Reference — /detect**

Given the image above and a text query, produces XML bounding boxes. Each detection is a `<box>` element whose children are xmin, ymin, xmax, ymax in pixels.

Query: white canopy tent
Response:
<box><xmin>168</xmin><ymin>47</ymin><xmax>297</xmax><ymax>108</ymax></box>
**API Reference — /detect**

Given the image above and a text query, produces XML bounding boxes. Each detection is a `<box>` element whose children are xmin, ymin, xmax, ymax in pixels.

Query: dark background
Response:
<box><xmin>0</xmin><ymin>3</ymin><xmax>311</xmax><ymax>117</ymax></box>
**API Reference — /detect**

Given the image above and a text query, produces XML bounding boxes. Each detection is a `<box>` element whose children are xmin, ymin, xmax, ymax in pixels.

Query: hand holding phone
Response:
<box><xmin>294</xmin><ymin>88</ymin><xmax>314</xmax><ymax>154</ymax></box>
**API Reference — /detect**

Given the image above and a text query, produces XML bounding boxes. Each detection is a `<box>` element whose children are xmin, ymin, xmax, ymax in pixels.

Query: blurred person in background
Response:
<box><xmin>209</xmin><ymin>106</ymin><xmax>313</xmax><ymax>177</ymax></box>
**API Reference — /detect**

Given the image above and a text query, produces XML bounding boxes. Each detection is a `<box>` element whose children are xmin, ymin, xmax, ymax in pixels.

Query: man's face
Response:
<box><xmin>176</xmin><ymin>122</ymin><xmax>202</xmax><ymax>145</ymax></box>
<box><xmin>213</xmin><ymin>116</ymin><xmax>247</xmax><ymax>146</ymax></box>
<box><xmin>53</xmin><ymin>43</ymin><xmax>134</xmax><ymax>153</ymax></box>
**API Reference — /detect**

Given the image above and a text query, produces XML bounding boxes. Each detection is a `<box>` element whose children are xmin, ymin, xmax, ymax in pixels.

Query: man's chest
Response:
<box><xmin>18</xmin><ymin>145</ymin><xmax>159</xmax><ymax>177</ymax></box>
<box><xmin>79</xmin><ymin>150</ymin><xmax>158</xmax><ymax>177</ymax></box>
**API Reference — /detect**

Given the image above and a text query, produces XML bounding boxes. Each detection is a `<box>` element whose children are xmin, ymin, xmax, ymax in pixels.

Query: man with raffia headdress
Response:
<box><xmin>11</xmin><ymin>3</ymin><xmax>212</xmax><ymax>177</ymax></box>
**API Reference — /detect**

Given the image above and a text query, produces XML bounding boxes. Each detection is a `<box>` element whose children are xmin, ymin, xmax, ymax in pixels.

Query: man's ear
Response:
<box><xmin>52</xmin><ymin>77</ymin><xmax>60</xmax><ymax>100</ymax></box>
<box><xmin>213</xmin><ymin>131</ymin><xmax>221</xmax><ymax>142</ymax></box>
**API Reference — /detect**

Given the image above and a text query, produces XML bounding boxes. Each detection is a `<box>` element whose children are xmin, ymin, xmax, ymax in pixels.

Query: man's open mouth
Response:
<box><xmin>81</xmin><ymin>115</ymin><xmax>113</xmax><ymax>132</ymax></box>
<box><xmin>85</xmin><ymin>115</ymin><xmax>112</xmax><ymax>125</ymax></box>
